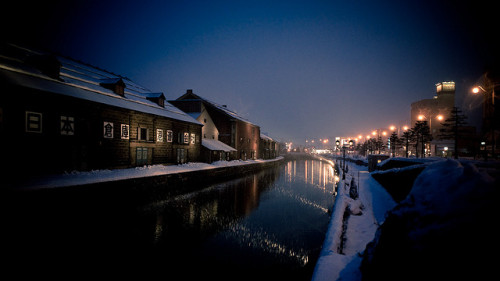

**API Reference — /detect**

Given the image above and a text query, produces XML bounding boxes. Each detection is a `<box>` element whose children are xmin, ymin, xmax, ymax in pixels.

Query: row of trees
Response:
<box><xmin>356</xmin><ymin>107</ymin><xmax>468</xmax><ymax>159</ymax></box>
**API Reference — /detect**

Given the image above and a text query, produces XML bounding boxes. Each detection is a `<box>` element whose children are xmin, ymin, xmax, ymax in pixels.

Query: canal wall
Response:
<box><xmin>6</xmin><ymin>157</ymin><xmax>284</xmax><ymax>203</ymax></box>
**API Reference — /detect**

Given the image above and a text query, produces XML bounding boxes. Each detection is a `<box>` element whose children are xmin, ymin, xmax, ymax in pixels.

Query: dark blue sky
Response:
<box><xmin>4</xmin><ymin>0</ymin><xmax>497</xmax><ymax>144</ymax></box>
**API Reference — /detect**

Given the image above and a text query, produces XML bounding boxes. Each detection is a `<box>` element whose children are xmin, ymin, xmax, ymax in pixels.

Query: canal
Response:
<box><xmin>4</xmin><ymin>159</ymin><xmax>338</xmax><ymax>280</ymax></box>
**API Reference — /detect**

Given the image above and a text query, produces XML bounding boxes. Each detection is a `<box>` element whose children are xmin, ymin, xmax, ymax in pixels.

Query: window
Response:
<box><xmin>190</xmin><ymin>133</ymin><xmax>195</xmax><ymax>144</ymax></box>
<box><xmin>26</xmin><ymin>111</ymin><xmax>42</xmax><ymax>133</ymax></box>
<box><xmin>166</xmin><ymin>130</ymin><xmax>173</xmax><ymax>142</ymax></box>
<box><xmin>138</xmin><ymin>127</ymin><xmax>148</xmax><ymax>141</ymax></box>
<box><xmin>183</xmin><ymin>132</ymin><xmax>189</xmax><ymax>144</ymax></box>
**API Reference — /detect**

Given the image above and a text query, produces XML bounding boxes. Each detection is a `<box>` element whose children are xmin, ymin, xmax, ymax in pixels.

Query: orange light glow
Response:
<box><xmin>418</xmin><ymin>115</ymin><xmax>425</xmax><ymax>121</ymax></box>
<box><xmin>437</xmin><ymin>115</ymin><xmax>444</xmax><ymax>121</ymax></box>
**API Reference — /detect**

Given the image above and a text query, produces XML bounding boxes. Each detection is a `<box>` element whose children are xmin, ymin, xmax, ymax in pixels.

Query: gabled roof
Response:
<box><xmin>0</xmin><ymin>43</ymin><xmax>201</xmax><ymax>125</ymax></box>
<box><xmin>175</xmin><ymin>90</ymin><xmax>259</xmax><ymax>127</ymax></box>
<box><xmin>202</xmin><ymin>138</ymin><xmax>237</xmax><ymax>152</ymax></box>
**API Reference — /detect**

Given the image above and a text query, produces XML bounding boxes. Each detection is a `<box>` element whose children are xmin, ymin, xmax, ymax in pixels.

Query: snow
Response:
<box><xmin>312</xmin><ymin>157</ymin><xmax>499</xmax><ymax>281</ymax></box>
<box><xmin>312</xmin><ymin>161</ymin><xmax>396</xmax><ymax>281</ymax></box>
<box><xmin>201</xmin><ymin>138</ymin><xmax>237</xmax><ymax>152</ymax></box>
<box><xmin>0</xmin><ymin>44</ymin><xmax>200</xmax><ymax>125</ymax></box>
<box><xmin>15</xmin><ymin>157</ymin><xmax>283</xmax><ymax>190</ymax></box>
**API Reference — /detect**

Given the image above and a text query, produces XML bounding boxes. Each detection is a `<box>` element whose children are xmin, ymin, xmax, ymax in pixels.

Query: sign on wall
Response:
<box><xmin>103</xmin><ymin>122</ymin><xmax>114</xmax><ymax>138</ymax></box>
<box><xmin>157</xmin><ymin>129</ymin><xmax>164</xmax><ymax>142</ymax></box>
<box><xmin>26</xmin><ymin>111</ymin><xmax>42</xmax><ymax>133</ymax></box>
<box><xmin>167</xmin><ymin>130</ymin><xmax>173</xmax><ymax>142</ymax></box>
<box><xmin>60</xmin><ymin>116</ymin><xmax>75</xmax><ymax>135</ymax></box>
<box><xmin>121</xmin><ymin>124</ymin><xmax>129</xmax><ymax>139</ymax></box>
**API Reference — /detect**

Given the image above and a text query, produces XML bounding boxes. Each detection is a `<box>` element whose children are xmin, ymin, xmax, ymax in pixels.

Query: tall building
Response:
<box><xmin>411</xmin><ymin>82</ymin><xmax>455</xmax><ymax>136</ymax></box>
<box><xmin>410</xmin><ymin>82</ymin><xmax>455</xmax><ymax>156</ymax></box>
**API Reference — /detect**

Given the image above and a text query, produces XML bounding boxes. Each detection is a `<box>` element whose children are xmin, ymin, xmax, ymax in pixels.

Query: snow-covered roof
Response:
<box><xmin>0</xmin><ymin>43</ymin><xmax>201</xmax><ymax>125</ymax></box>
<box><xmin>175</xmin><ymin>91</ymin><xmax>258</xmax><ymax>127</ymax></box>
<box><xmin>202</xmin><ymin>138</ymin><xmax>237</xmax><ymax>152</ymax></box>
<box><xmin>260</xmin><ymin>133</ymin><xmax>274</xmax><ymax>142</ymax></box>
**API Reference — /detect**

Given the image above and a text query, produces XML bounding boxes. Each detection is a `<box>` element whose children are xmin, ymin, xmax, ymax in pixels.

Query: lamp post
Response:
<box><xmin>416</xmin><ymin>114</ymin><xmax>444</xmax><ymax>156</ymax></box>
<box><xmin>472</xmin><ymin>84</ymin><xmax>497</xmax><ymax>159</ymax></box>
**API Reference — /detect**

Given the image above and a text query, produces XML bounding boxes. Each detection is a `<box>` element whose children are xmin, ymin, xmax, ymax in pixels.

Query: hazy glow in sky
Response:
<box><xmin>4</xmin><ymin>0</ymin><xmax>496</xmax><ymax>144</ymax></box>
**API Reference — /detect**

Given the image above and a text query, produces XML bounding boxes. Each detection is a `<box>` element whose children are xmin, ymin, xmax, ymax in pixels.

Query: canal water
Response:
<box><xmin>4</xmin><ymin>159</ymin><xmax>338</xmax><ymax>280</ymax></box>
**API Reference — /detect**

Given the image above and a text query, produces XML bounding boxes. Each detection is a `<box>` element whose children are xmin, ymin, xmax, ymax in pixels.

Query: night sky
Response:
<box><xmin>4</xmin><ymin>0</ymin><xmax>497</xmax><ymax>144</ymax></box>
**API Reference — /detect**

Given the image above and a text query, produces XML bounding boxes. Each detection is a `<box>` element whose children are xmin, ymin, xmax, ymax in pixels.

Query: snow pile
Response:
<box><xmin>312</xmin><ymin>164</ymin><xmax>396</xmax><ymax>281</ymax></box>
<box><xmin>360</xmin><ymin>159</ymin><xmax>498</xmax><ymax>280</ymax></box>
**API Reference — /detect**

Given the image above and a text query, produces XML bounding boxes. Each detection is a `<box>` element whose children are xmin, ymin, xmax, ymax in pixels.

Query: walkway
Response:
<box><xmin>312</xmin><ymin>160</ymin><xmax>396</xmax><ymax>281</ymax></box>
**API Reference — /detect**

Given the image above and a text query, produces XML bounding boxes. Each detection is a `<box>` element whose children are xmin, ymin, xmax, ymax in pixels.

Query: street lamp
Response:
<box><xmin>472</xmin><ymin>84</ymin><xmax>497</xmax><ymax>159</ymax></box>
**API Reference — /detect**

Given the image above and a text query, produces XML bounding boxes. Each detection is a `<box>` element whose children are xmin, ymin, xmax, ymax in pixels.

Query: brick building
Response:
<box><xmin>170</xmin><ymin>90</ymin><xmax>260</xmax><ymax>160</ymax></box>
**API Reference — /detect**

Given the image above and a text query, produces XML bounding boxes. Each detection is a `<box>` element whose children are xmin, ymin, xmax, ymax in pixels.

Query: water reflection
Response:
<box><xmin>287</xmin><ymin>160</ymin><xmax>337</xmax><ymax>193</ymax></box>
<box><xmin>4</xmin><ymin>159</ymin><xmax>337</xmax><ymax>280</ymax></box>
<box><xmin>145</xmin><ymin>160</ymin><xmax>337</xmax><ymax>280</ymax></box>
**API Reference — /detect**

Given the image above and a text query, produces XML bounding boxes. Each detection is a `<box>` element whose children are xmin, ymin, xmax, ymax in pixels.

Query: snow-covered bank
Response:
<box><xmin>313</xmin><ymin>158</ymin><xmax>499</xmax><ymax>281</ymax></box>
<box><xmin>312</xmin><ymin>162</ymin><xmax>396</xmax><ymax>281</ymax></box>
<box><xmin>361</xmin><ymin>159</ymin><xmax>499</xmax><ymax>280</ymax></box>
<box><xmin>12</xmin><ymin>157</ymin><xmax>284</xmax><ymax>190</ymax></box>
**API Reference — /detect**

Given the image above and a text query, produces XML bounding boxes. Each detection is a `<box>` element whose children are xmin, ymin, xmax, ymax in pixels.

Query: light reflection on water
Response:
<box><xmin>4</xmin><ymin>159</ymin><xmax>337</xmax><ymax>280</ymax></box>
<box><xmin>147</xmin><ymin>159</ymin><xmax>337</xmax><ymax>280</ymax></box>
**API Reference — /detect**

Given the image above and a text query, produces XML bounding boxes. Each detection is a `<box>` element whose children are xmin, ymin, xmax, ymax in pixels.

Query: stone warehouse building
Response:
<box><xmin>0</xmin><ymin>44</ymin><xmax>202</xmax><ymax>177</ymax></box>
<box><xmin>171</xmin><ymin>90</ymin><xmax>262</xmax><ymax>161</ymax></box>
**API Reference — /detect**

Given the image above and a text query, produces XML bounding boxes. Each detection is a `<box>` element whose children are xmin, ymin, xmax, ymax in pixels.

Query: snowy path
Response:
<box><xmin>10</xmin><ymin>157</ymin><xmax>283</xmax><ymax>190</ymax></box>
<box><xmin>312</xmin><ymin>162</ymin><xmax>396</xmax><ymax>281</ymax></box>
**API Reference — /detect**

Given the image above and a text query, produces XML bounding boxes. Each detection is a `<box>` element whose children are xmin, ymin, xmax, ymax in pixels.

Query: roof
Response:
<box><xmin>0</xmin><ymin>43</ymin><xmax>201</xmax><ymax>125</ymax></box>
<box><xmin>202</xmin><ymin>138</ymin><xmax>237</xmax><ymax>152</ymax></box>
<box><xmin>260</xmin><ymin>133</ymin><xmax>274</xmax><ymax>142</ymax></box>
<box><xmin>174</xmin><ymin>90</ymin><xmax>258</xmax><ymax>127</ymax></box>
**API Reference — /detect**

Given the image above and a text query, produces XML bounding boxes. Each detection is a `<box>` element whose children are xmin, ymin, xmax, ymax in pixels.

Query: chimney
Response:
<box><xmin>186</xmin><ymin>89</ymin><xmax>193</xmax><ymax>94</ymax></box>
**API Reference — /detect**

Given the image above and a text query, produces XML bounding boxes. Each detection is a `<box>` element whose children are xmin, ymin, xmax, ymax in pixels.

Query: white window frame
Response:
<box><xmin>138</xmin><ymin>127</ymin><xmax>149</xmax><ymax>141</ymax></box>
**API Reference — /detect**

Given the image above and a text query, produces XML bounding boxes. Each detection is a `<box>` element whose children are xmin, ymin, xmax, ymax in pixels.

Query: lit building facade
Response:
<box><xmin>410</xmin><ymin>82</ymin><xmax>455</xmax><ymax>156</ymax></box>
